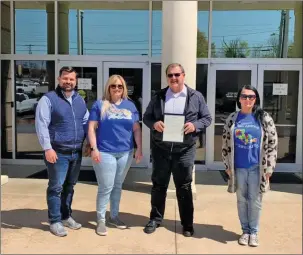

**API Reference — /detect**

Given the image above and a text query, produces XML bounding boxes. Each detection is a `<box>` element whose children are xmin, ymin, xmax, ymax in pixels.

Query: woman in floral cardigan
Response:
<box><xmin>222</xmin><ymin>85</ymin><xmax>278</xmax><ymax>247</ymax></box>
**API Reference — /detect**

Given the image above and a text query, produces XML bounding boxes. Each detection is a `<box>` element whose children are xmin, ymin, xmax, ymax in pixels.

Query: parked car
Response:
<box><xmin>16</xmin><ymin>93</ymin><xmax>38</xmax><ymax>114</ymax></box>
<box><xmin>16</xmin><ymin>81</ymin><xmax>36</xmax><ymax>94</ymax></box>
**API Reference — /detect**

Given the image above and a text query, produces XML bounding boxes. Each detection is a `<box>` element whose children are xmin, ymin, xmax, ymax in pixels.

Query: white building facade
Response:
<box><xmin>1</xmin><ymin>0</ymin><xmax>302</xmax><ymax>176</ymax></box>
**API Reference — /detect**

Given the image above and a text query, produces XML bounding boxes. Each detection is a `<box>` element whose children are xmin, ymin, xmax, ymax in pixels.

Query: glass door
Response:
<box><xmin>58</xmin><ymin>61</ymin><xmax>101</xmax><ymax>166</ymax></box>
<box><xmin>103</xmin><ymin>62</ymin><xmax>150</xmax><ymax>168</ymax></box>
<box><xmin>258</xmin><ymin>65</ymin><xmax>302</xmax><ymax>172</ymax></box>
<box><xmin>206</xmin><ymin>64</ymin><xmax>258</xmax><ymax>170</ymax></box>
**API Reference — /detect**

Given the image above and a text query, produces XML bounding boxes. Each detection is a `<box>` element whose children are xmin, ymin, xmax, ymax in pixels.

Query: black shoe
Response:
<box><xmin>183</xmin><ymin>226</ymin><xmax>194</xmax><ymax>237</ymax></box>
<box><xmin>144</xmin><ymin>220</ymin><xmax>160</xmax><ymax>234</ymax></box>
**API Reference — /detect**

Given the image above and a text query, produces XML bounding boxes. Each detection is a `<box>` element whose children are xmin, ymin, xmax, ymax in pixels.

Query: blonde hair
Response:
<box><xmin>101</xmin><ymin>74</ymin><xmax>128</xmax><ymax>118</ymax></box>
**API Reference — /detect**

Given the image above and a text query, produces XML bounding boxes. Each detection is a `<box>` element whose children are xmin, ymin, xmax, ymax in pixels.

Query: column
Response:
<box><xmin>1</xmin><ymin>1</ymin><xmax>11</xmax><ymax>54</ymax></box>
<box><xmin>58</xmin><ymin>2</ymin><xmax>69</xmax><ymax>54</ymax></box>
<box><xmin>161</xmin><ymin>1</ymin><xmax>198</xmax><ymax>87</ymax></box>
<box><xmin>46</xmin><ymin>2</ymin><xmax>69</xmax><ymax>55</ymax></box>
<box><xmin>161</xmin><ymin>1</ymin><xmax>198</xmax><ymax>199</ymax></box>
<box><xmin>294</xmin><ymin>2</ymin><xmax>302</xmax><ymax>58</ymax></box>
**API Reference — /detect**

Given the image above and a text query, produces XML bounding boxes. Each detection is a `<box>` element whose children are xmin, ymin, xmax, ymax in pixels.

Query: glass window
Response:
<box><xmin>197</xmin><ymin>2</ymin><xmax>210</xmax><ymax>58</ymax></box>
<box><xmin>150</xmin><ymin>63</ymin><xmax>208</xmax><ymax>164</ymax></box>
<box><xmin>262</xmin><ymin>70</ymin><xmax>299</xmax><ymax>163</ymax></box>
<box><xmin>1</xmin><ymin>60</ymin><xmax>12</xmax><ymax>158</ymax></box>
<box><xmin>15</xmin><ymin>60</ymin><xmax>55</xmax><ymax>159</ymax></box>
<box><xmin>151</xmin><ymin>2</ymin><xmax>161</xmax><ymax>56</ymax></box>
<box><xmin>59</xmin><ymin>1</ymin><xmax>149</xmax><ymax>55</ymax></box>
<box><xmin>1</xmin><ymin>2</ymin><xmax>11</xmax><ymax>54</ymax></box>
<box><xmin>151</xmin><ymin>63</ymin><xmax>162</xmax><ymax>95</ymax></box>
<box><xmin>71</xmin><ymin>67</ymin><xmax>97</xmax><ymax>110</ymax></box>
<box><xmin>152</xmin><ymin>2</ymin><xmax>210</xmax><ymax>57</ymax></box>
<box><xmin>212</xmin><ymin>1</ymin><xmax>301</xmax><ymax>58</ymax></box>
<box><xmin>14</xmin><ymin>2</ymin><xmax>55</xmax><ymax>54</ymax></box>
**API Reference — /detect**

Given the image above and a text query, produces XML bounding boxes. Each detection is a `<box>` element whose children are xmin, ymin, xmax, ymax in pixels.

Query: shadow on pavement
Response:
<box><xmin>1</xmin><ymin>209</ymin><xmax>238</xmax><ymax>243</ymax></box>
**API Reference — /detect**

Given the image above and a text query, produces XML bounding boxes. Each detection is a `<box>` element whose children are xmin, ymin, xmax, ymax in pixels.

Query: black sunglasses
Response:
<box><xmin>110</xmin><ymin>84</ymin><xmax>123</xmax><ymax>90</ymax></box>
<box><xmin>240</xmin><ymin>94</ymin><xmax>256</xmax><ymax>100</ymax></box>
<box><xmin>167</xmin><ymin>73</ymin><xmax>182</xmax><ymax>78</ymax></box>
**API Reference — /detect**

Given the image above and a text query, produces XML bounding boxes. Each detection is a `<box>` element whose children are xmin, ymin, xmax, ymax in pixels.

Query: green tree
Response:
<box><xmin>222</xmin><ymin>38</ymin><xmax>250</xmax><ymax>58</ymax></box>
<box><xmin>196</xmin><ymin>30</ymin><xmax>208</xmax><ymax>58</ymax></box>
<box><xmin>196</xmin><ymin>29</ymin><xmax>216</xmax><ymax>57</ymax></box>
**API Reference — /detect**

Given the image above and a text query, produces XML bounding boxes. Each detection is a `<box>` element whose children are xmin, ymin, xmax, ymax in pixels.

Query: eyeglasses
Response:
<box><xmin>110</xmin><ymin>84</ymin><xmax>123</xmax><ymax>90</ymax></box>
<box><xmin>240</xmin><ymin>94</ymin><xmax>256</xmax><ymax>100</ymax></box>
<box><xmin>167</xmin><ymin>73</ymin><xmax>182</xmax><ymax>78</ymax></box>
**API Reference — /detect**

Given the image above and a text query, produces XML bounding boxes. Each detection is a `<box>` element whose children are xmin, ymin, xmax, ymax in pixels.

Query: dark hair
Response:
<box><xmin>59</xmin><ymin>66</ymin><xmax>77</xmax><ymax>77</ymax></box>
<box><xmin>165</xmin><ymin>63</ymin><xmax>185</xmax><ymax>75</ymax></box>
<box><xmin>236</xmin><ymin>85</ymin><xmax>264</xmax><ymax>122</ymax></box>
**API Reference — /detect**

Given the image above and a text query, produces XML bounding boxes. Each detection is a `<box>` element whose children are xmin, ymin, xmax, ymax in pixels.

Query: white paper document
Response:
<box><xmin>77</xmin><ymin>78</ymin><xmax>92</xmax><ymax>90</ymax></box>
<box><xmin>273</xmin><ymin>83</ymin><xmax>288</xmax><ymax>95</ymax></box>
<box><xmin>162</xmin><ymin>114</ymin><xmax>185</xmax><ymax>143</ymax></box>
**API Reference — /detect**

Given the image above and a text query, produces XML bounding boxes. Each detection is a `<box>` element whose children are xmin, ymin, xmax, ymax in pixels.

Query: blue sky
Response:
<box><xmin>15</xmin><ymin>8</ymin><xmax>295</xmax><ymax>56</ymax></box>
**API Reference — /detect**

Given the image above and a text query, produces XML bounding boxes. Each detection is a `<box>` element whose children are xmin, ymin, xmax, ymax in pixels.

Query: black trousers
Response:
<box><xmin>150</xmin><ymin>144</ymin><xmax>195</xmax><ymax>228</ymax></box>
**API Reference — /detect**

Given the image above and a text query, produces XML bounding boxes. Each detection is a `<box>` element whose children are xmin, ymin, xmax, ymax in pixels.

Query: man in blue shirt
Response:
<box><xmin>35</xmin><ymin>67</ymin><xmax>89</xmax><ymax>237</ymax></box>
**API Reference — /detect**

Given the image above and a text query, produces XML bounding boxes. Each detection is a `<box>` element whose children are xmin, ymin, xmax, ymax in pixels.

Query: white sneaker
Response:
<box><xmin>249</xmin><ymin>233</ymin><xmax>259</xmax><ymax>247</ymax></box>
<box><xmin>238</xmin><ymin>233</ymin><xmax>249</xmax><ymax>245</ymax></box>
<box><xmin>96</xmin><ymin>221</ymin><xmax>107</xmax><ymax>236</ymax></box>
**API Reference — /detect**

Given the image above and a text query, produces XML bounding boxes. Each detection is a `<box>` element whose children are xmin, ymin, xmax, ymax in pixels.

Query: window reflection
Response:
<box><xmin>276</xmin><ymin>126</ymin><xmax>297</xmax><ymax>163</ymax></box>
<box><xmin>263</xmin><ymin>71</ymin><xmax>299</xmax><ymax>125</ymax></box>
<box><xmin>215</xmin><ymin>70</ymin><xmax>251</xmax><ymax>123</ymax></box>
<box><xmin>262</xmin><ymin>70</ymin><xmax>299</xmax><ymax>163</ymax></box>
<box><xmin>61</xmin><ymin>1</ymin><xmax>149</xmax><ymax>55</ymax></box>
<box><xmin>72</xmin><ymin>67</ymin><xmax>97</xmax><ymax>110</ymax></box>
<box><xmin>15</xmin><ymin>60</ymin><xmax>55</xmax><ymax>159</ymax></box>
<box><xmin>14</xmin><ymin>1</ymin><xmax>55</xmax><ymax>54</ymax></box>
<box><xmin>212</xmin><ymin>1</ymin><xmax>301</xmax><ymax>58</ymax></box>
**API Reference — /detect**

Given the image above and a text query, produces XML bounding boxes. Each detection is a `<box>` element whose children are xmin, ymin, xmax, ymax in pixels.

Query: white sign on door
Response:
<box><xmin>273</xmin><ymin>83</ymin><xmax>288</xmax><ymax>95</ymax></box>
<box><xmin>77</xmin><ymin>78</ymin><xmax>92</xmax><ymax>90</ymax></box>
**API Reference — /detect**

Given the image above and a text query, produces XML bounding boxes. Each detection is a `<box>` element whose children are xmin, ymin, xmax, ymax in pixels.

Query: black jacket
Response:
<box><xmin>143</xmin><ymin>85</ymin><xmax>212</xmax><ymax>152</ymax></box>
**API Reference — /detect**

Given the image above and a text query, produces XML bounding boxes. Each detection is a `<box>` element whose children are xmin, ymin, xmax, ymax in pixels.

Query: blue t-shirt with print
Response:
<box><xmin>88</xmin><ymin>99</ymin><xmax>139</xmax><ymax>153</ymax></box>
<box><xmin>234</xmin><ymin>112</ymin><xmax>262</xmax><ymax>169</ymax></box>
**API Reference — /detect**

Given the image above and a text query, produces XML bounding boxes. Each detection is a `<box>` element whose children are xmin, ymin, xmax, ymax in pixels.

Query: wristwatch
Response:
<box><xmin>90</xmin><ymin>147</ymin><xmax>97</xmax><ymax>151</ymax></box>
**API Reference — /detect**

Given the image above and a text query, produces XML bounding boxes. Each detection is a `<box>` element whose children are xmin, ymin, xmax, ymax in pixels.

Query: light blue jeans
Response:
<box><xmin>236</xmin><ymin>164</ymin><xmax>263</xmax><ymax>234</ymax></box>
<box><xmin>92</xmin><ymin>150</ymin><xmax>133</xmax><ymax>222</ymax></box>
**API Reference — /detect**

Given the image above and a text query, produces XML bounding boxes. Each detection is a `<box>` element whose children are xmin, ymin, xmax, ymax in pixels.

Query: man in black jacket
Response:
<box><xmin>143</xmin><ymin>63</ymin><xmax>212</xmax><ymax>237</ymax></box>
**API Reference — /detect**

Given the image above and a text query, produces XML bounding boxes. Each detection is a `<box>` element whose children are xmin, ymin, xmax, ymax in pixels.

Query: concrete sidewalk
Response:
<box><xmin>1</xmin><ymin>178</ymin><xmax>302</xmax><ymax>254</ymax></box>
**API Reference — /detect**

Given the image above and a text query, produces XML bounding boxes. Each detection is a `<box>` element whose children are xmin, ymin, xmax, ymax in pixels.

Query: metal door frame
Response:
<box><xmin>258</xmin><ymin>64</ymin><xmax>302</xmax><ymax>172</ymax></box>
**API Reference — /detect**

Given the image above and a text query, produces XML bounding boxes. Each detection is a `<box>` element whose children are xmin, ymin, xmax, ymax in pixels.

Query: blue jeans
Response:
<box><xmin>45</xmin><ymin>152</ymin><xmax>82</xmax><ymax>224</ymax></box>
<box><xmin>92</xmin><ymin>150</ymin><xmax>133</xmax><ymax>222</ymax></box>
<box><xmin>236</xmin><ymin>165</ymin><xmax>262</xmax><ymax>234</ymax></box>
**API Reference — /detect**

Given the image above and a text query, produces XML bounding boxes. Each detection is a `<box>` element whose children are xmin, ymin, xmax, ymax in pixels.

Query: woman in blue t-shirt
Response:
<box><xmin>222</xmin><ymin>85</ymin><xmax>278</xmax><ymax>247</ymax></box>
<box><xmin>88</xmin><ymin>74</ymin><xmax>143</xmax><ymax>236</ymax></box>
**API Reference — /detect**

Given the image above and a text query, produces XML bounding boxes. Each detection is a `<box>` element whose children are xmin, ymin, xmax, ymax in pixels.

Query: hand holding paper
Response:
<box><xmin>184</xmin><ymin>122</ymin><xmax>196</xmax><ymax>134</ymax></box>
<box><xmin>153</xmin><ymin>121</ymin><xmax>165</xmax><ymax>132</ymax></box>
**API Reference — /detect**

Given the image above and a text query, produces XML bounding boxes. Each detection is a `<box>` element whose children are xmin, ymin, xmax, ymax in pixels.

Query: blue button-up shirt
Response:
<box><xmin>35</xmin><ymin>91</ymin><xmax>89</xmax><ymax>151</ymax></box>
<box><xmin>164</xmin><ymin>85</ymin><xmax>187</xmax><ymax>114</ymax></box>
